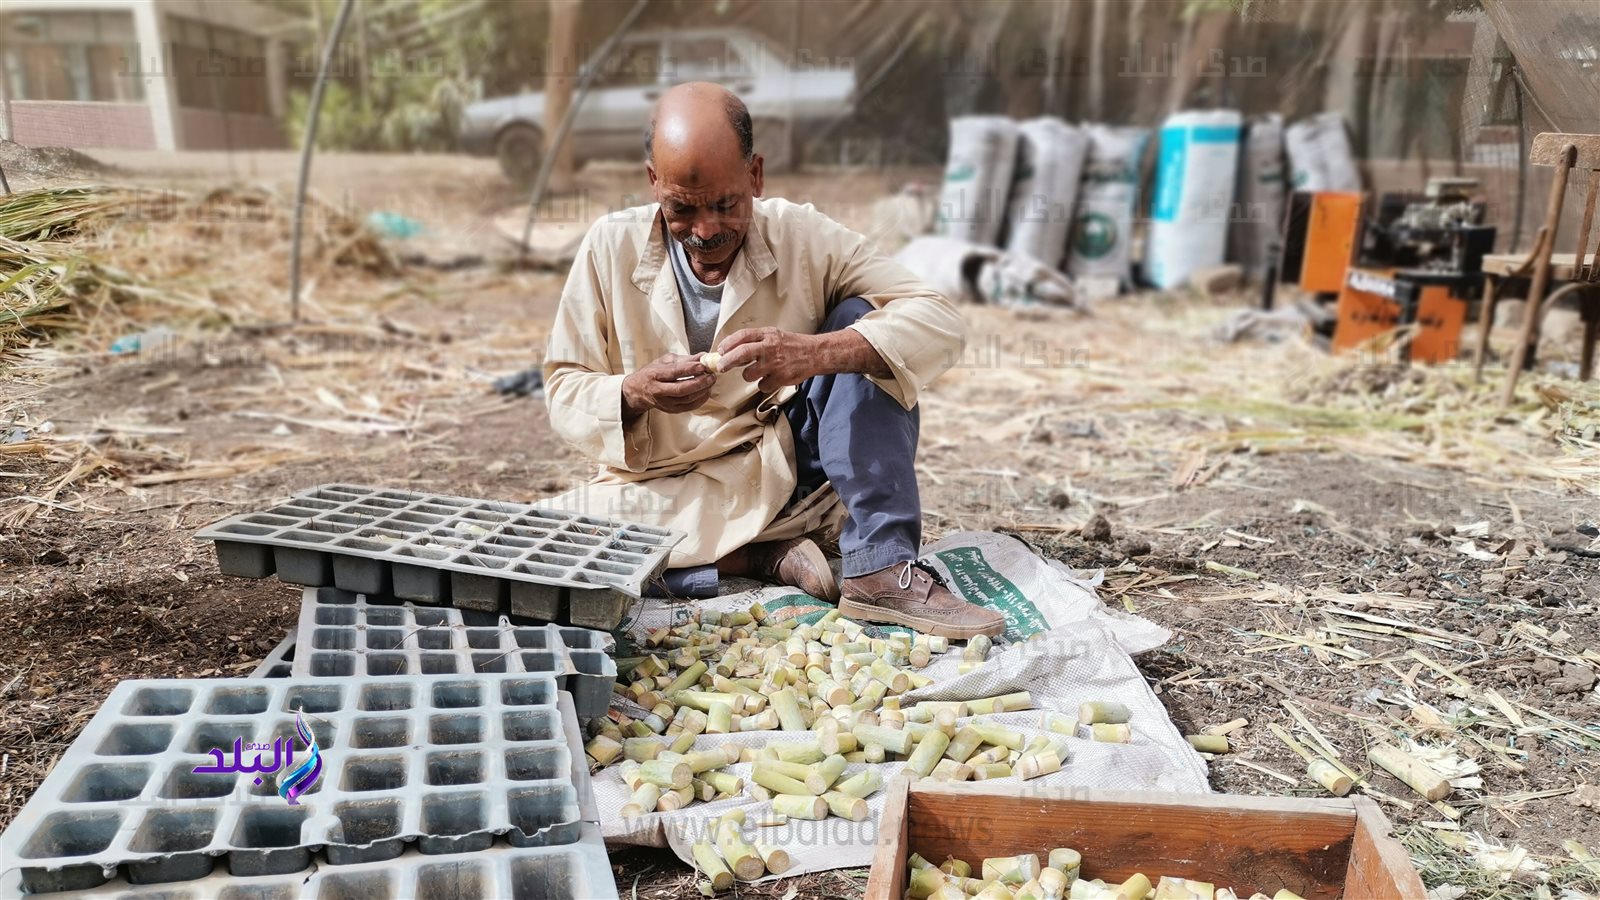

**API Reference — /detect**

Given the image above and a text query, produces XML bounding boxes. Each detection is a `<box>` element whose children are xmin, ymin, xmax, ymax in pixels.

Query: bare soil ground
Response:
<box><xmin>2</xmin><ymin>150</ymin><xmax>1597</xmax><ymax>899</ymax></box>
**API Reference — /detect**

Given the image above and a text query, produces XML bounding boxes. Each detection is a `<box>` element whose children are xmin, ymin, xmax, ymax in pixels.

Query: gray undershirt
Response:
<box><xmin>667</xmin><ymin>232</ymin><xmax>725</xmax><ymax>354</ymax></box>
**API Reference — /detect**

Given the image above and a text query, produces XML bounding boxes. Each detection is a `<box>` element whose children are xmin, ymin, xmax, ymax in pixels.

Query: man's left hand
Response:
<box><xmin>715</xmin><ymin>327</ymin><xmax>820</xmax><ymax>393</ymax></box>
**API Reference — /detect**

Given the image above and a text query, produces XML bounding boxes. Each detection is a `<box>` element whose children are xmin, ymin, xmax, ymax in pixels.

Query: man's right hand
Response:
<box><xmin>621</xmin><ymin>354</ymin><xmax>714</xmax><ymax>419</ymax></box>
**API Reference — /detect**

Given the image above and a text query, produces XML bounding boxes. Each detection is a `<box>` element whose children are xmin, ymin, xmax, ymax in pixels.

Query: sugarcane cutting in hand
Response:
<box><xmin>541</xmin><ymin>83</ymin><xmax>1003</xmax><ymax>639</ymax></box>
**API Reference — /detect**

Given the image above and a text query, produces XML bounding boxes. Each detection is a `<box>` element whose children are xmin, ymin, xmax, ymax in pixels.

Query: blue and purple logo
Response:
<box><xmin>192</xmin><ymin>711</ymin><xmax>324</xmax><ymax>804</ymax></box>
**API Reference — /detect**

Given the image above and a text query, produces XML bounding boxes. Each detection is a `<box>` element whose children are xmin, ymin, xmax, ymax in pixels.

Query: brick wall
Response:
<box><xmin>7</xmin><ymin>100</ymin><xmax>157</xmax><ymax>150</ymax></box>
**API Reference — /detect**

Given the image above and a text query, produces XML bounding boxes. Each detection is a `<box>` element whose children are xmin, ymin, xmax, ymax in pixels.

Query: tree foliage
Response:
<box><xmin>276</xmin><ymin>0</ymin><xmax>542</xmax><ymax>151</ymax></box>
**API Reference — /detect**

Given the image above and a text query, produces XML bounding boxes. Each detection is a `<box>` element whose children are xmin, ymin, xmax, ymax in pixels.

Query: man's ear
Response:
<box><xmin>646</xmin><ymin>162</ymin><xmax>657</xmax><ymax>188</ymax></box>
<box><xmin>749</xmin><ymin>155</ymin><xmax>764</xmax><ymax>198</ymax></box>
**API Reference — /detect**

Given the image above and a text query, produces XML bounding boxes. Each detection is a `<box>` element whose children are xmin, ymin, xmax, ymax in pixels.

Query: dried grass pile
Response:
<box><xmin>0</xmin><ymin>184</ymin><xmax>394</xmax><ymax>360</ymax></box>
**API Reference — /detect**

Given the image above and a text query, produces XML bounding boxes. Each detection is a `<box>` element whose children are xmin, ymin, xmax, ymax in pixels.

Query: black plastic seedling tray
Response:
<box><xmin>196</xmin><ymin>485</ymin><xmax>684</xmax><ymax>630</ymax></box>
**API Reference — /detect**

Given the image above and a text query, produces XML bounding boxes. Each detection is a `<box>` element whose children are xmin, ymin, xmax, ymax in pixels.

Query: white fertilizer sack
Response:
<box><xmin>936</xmin><ymin>116</ymin><xmax>1020</xmax><ymax>247</ymax></box>
<box><xmin>1147</xmin><ymin>109</ymin><xmax>1242</xmax><ymax>290</ymax></box>
<box><xmin>1066</xmin><ymin>125</ymin><xmax>1149</xmax><ymax>289</ymax></box>
<box><xmin>1004</xmin><ymin>117</ymin><xmax>1090</xmax><ymax>269</ymax></box>
<box><xmin>596</xmin><ymin>532</ymin><xmax>1209</xmax><ymax>881</ymax></box>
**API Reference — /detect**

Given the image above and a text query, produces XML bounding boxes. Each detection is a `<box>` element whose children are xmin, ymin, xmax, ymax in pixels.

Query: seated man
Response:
<box><xmin>541</xmin><ymin>82</ymin><xmax>1003</xmax><ymax>639</ymax></box>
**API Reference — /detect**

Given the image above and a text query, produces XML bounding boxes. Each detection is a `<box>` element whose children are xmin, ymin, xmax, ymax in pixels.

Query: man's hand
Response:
<box><xmin>717</xmin><ymin>325</ymin><xmax>890</xmax><ymax>393</ymax></box>
<box><xmin>621</xmin><ymin>354</ymin><xmax>714</xmax><ymax>419</ymax></box>
<box><xmin>715</xmin><ymin>327</ymin><xmax>823</xmax><ymax>394</ymax></box>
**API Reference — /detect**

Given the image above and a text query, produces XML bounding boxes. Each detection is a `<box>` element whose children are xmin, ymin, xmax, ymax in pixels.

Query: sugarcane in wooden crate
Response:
<box><xmin>905</xmin><ymin>847</ymin><xmax>1308</xmax><ymax>900</ymax></box>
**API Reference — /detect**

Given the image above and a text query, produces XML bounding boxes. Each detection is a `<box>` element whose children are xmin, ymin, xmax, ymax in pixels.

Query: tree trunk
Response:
<box><xmin>1087</xmin><ymin>0</ymin><xmax>1107</xmax><ymax>120</ymax></box>
<box><xmin>544</xmin><ymin>0</ymin><xmax>580</xmax><ymax>190</ymax></box>
<box><xmin>1164</xmin><ymin>10</ymin><xmax>1232</xmax><ymax>114</ymax></box>
<box><xmin>944</xmin><ymin>0</ymin><xmax>1011</xmax><ymax>116</ymax></box>
<box><xmin>1042</xmin><ymin>0</ymin><xmax>1069</xmax><ymax>116</ymax></box>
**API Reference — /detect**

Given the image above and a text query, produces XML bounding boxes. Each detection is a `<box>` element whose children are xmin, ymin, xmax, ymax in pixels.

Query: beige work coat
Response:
<box><xmin>541</xmin><ymin>197</ymin><xmax>964</xmax><ymax>569</ymax></box>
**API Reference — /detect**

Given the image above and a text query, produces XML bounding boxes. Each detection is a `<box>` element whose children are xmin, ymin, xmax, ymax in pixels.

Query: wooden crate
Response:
<box><xmin>866</xmin><ymin>779</ymin><xmax>1426</xmax><ymax>900</ymax></box>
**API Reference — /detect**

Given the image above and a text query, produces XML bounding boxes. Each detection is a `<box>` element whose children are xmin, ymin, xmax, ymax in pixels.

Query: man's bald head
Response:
<box><xmin>644</xmin><ymin>82</ymin><xmax>753</xmax><ymax>165</ymax></box>
<box><xmin>645</xmin><ymin>83</ymin><xmax>764</xmax><ymax>280</ymax></box>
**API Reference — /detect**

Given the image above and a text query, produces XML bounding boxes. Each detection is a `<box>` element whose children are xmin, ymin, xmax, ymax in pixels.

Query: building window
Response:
<box><xmin>2</xmin><ymin>10</ymin><xmax>144</xmax><ymax>102</ymax></box>
<box><xmin>166</xmin><ymin>15</ymin><xmax>270</xmax><ymax>115</ymax></box>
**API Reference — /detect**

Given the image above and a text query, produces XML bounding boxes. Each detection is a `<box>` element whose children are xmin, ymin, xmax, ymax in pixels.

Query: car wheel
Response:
<box><xmin>754</xmin><ymin>118</ymin><xmax>797</xmax><ymax>173</ymax></box>
<box><xmin>496</xmin><ymin>123</ymin><xmax>545</xmax><ymax>188</ymax></box>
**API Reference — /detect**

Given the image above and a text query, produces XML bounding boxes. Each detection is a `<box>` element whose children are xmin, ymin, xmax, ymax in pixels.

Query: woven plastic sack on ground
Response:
<box><xmin>596</xmin><ymin>532</ymin><xmax>1210</xmax><ymax>881</ymax></box>
<box><xmin>1066</xmin><ymin>125</ymin><xmax>1150</xmax><ymax>289</ymax></box>
<box><xmin>935</xmin><ymin>116</ymin><xmax>1019</xmax><ymax>247</ymax></box>
<box><xmin>1004</xmin><ymin>117</ymin><xmax>1090</xmax><ymax>269</ymax></box>
<box><xmin>894</xmin><ymin>236</ymin><xmax>1077</xmax><ymax>309</ymax></box>
<box><xmin>1147</xmin><ymin>109</ymin><xmax>1242</xmax><ymax>290</ymax></box>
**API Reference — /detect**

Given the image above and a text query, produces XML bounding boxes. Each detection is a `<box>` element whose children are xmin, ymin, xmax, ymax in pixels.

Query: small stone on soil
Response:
<box><xmin>1551</xmin><ymin>665</ymin><xmax>1597</xmax><ymax>695</ymax></box>
<box><xmin>1081</xmin><ymin>513</ymin><xmax>1113</xmax><ymax>544</ymax></box>
<box><xmin>1117</xmin><ymin>536</ymin><xmax>1152</xmax><ymax>557</ymax></box>
<box><xmin>1530</xmin><ymin>657</ymin><xmax>1563</xmax><ymax>682</ymax></box>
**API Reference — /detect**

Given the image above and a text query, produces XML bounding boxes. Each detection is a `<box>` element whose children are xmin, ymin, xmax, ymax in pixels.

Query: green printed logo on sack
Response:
<box><xmin>762</xmin><ymin>593</ymin><xmax>914</xmax><ymax>639</ymax></box>
<box><xmin>759</xmin><ymin>593</ymin><xmax>836</xmax><ymax>626</ymax></box>
<box><xmin>1073</xmin><ymin>212</ymin><xmax>1118</xmax><ymax>260</ymax></box>
<box><xmin>1081</xmin><ymin>159</ymin><xmax>1136</xmax><ymax>184</ymax></box>
<box><xmin>944</xmin><ymin>163</ymin><xmax>976</xmax><ymax>183</ymax></box>
<box><xmin>931</xmin><ymin>547</ymin><xmax>1046</xmax><ymax>641</ymax></box>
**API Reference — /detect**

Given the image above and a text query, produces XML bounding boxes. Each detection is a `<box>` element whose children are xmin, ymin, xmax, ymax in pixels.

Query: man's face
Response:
<box><xmin>647</xmin><ymin>143</ymin><xmax>763</xmax><ymax>272</ymax></box>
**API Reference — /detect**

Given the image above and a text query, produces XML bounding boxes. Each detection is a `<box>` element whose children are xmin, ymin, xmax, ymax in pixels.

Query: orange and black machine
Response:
<box><xmin>1274</xmin><ymin>178</ymin><xmax>1496</xmax><ymax>364</ymax></box>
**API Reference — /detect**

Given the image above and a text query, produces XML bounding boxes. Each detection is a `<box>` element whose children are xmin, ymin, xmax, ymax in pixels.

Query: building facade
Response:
<box><xmin>0</xmin><ymin>0</ymin><xmax>292</xmax><ymax>151</ymax></box>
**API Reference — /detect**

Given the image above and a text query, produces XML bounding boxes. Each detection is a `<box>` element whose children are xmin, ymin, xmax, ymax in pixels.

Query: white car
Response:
<box><xmin>459</xmin><ymin>28</ymin><xmax>856</xmax><ymax>183</ymax></box>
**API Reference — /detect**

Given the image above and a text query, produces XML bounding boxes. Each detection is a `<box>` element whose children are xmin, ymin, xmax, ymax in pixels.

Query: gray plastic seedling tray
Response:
<box><xmin>291</xmin><ymin>587</ymin><xmax>616</xmax><ymax>719</ymax></box>
<box><xmin>0</xmin><ymin>825</ymin><xmax>618</xmax><ymax>899</ymax></box>
<box><xmin>0</xmin><ymin>674</ymin><xmax>597</xmax><ymax>894</ymax></box>
<box><xmin>195</xmin><ymin>485</ymin><xmax>683</xmax><ymax>630</ymax></box>
<box><xmin>2</xmin><ymin>823</ymin><xmax>618</xmax><ymax>900</ymax></box>
<box><xmin>250</xmin><ymin>632</ymin><xmax>297</xmax><ymax>679</ymax></box>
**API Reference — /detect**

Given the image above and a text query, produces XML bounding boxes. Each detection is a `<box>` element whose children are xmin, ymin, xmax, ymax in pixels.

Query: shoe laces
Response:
<box><xmin>895</xmin><ymin>559</ymin><xmax>947</xmax><ymax>590</ymax></box>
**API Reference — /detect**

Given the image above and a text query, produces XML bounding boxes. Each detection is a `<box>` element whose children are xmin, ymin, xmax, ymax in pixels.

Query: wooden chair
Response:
<box><xmin>1472</xmin><ymin>133</ymin><xmax>1600</xmax><ymax>405</ymax></box>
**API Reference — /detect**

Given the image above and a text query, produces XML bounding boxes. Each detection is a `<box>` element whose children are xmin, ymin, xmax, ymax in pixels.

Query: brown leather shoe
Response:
<box><xmin>838</xmin><ymin>560</ymin><xmax>1005</xmax><ymax>639</ymax></box>
<box><xmin>746</xmin><ymin>538</ymin><xmax>839</xmax><ymax>602</ymax></box>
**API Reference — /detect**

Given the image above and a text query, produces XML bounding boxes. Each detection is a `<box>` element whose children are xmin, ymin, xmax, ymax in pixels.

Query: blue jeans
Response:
<box><xmin>657</xmin><ymin>297</ymin><xmax>922</xmax><ymax>597</ymax></box>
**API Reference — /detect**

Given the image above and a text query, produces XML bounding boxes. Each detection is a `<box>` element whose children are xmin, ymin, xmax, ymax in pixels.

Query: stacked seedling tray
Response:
<box><xmin>0</xmin><ymin>674</ymin><xmax>610</xmax><ymax>897</ymax></box>
<box><xmin>196</xmin><ymin>484</ymin><xmax>684</xmax><ymax>630</ymax></box>
<box><xmin>5</xmin><ymin>826</ymin><xmax>615</xmax><ymax>899</ymax></box>
<box><xmin>292</xmin><ymin>587</ymin><xmax>616</xmax><ymax>718</ymax></box>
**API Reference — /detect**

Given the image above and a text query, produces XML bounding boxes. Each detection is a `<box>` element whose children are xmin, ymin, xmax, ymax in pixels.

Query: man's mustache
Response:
<box><xmin>683</xmin><ymin>231</ymin><xmax>737</xmax><ymax>252</ymax></box>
